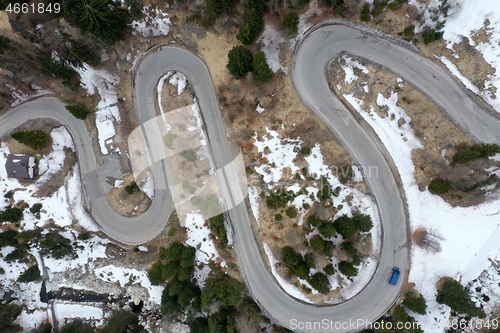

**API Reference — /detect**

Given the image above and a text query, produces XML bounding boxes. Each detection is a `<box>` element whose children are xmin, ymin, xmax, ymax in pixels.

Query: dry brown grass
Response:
<box><xmin>327</xmin><ymin>56</ymin><xmax>500</xmax><ymax>207</ymax></box>
<box><xmin>105</xmin><ymin>174</ymin><xmax>151</xmax><ymax>217</ymax></box>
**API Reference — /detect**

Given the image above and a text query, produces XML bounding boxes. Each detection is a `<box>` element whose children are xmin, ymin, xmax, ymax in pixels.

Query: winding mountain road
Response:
<box><xmin>1</xmin><ymin>22</ymin><xmax>499</xmax><ymax>333</ymax></box>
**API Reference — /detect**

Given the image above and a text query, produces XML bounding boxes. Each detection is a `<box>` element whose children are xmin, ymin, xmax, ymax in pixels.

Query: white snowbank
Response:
<box><xmin>94</xmin><ymin>265</ymin><xmax>163</xmax><ymax>304</ymax></box>
<box><xmin>248</xmin><ymin>186</ymin><xmax>261</xmax><ymax>224</ymax></box>
<box><xmin>253</xmin><ymin>127</ymin><xmax>302</xmax><ymax>183</ymax></box>
<box><xmin>53</xmin><ymin>303</ymin><xmax>103</xmax><ymax>324</ymax></box>
<box><xmin>344</xmin><ymin>86</ymin><xmax>500</xmax><ymax>332</ymax></box>
<box><xmin>75</xmin><ymin>64</ymin><xmax>120</xmax><ymax>155</ymax></box>
<box><xmin>131</xmin><ymin>5</ymin><xmax>171</xmax><ymax>37</ymax></box>
<box><xmin>410</xmin><ymin>0</ymin><xmax>500</xmax><ymax>112</ymax></box>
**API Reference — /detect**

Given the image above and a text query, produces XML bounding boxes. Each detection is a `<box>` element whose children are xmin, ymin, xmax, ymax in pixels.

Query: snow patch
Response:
<box><xmin>131</xmin><ymin>5</ymin><xmax>171</xmax><ymax>37</ymax></box>
<box><xmin>74</xmin><ymin>64</ymin><xmax>120</xmax><ymax>155</ymax></box>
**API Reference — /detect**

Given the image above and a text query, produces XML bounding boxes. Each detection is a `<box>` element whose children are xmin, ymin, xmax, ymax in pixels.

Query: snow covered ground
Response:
<box><xmin>410</xmin><ymin>0</ymin><xmax>500</xmax><ymax>112</ymax></box>
<box><xmin>252</xmin><ymin>125</ymin><xmax>381</xmax><ymax>302</ymax></box>
<box><xmin>74</xmin><ymin>64</ymin><xmax>121</xmax><ymax>155</ymax></box>
<box><xmin>131</xmin><ymin>5</ymin><xmax>171</xmax><ymax>38</ymax></box>
<box><xmin>339</xmin><ymin>60</ymin><xmax>500</xmax><ymax>332</ymax></box>
<box><xmin>0</xmin><ymin>128</ymin><xmax>165</xmax><ymax>331</ymax></box>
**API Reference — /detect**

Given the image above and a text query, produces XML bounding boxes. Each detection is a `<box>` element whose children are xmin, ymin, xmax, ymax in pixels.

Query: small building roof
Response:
<box><xmin>5</xmin><ymin>154</ymin><xmax>36</xmax><ymax>179</ymax></box>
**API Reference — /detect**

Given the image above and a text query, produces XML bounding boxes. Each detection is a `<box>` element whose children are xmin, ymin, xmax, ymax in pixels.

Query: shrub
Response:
<box><xmin>388</xmin><ymin>0</ymin><xmax>407</xmax><ymax>11</ymax></box>
<box><xmin>0</xmin><ymin>35</ymin><xmax>11</xmax><ymax>55</ymax></box>
<box><xmin>334</xmin><ymin>215</ymin><xmax>358</xmax><ymax>239</ymax></box>
<box><xmin>285</xmin><ymin>207</ymin><xmax>297</xmax><ymax>219</ymax></box>
<box><xmin>32</xmin><ymin>322</ymin><xmax>52</xmax><ymax>333</ymax></box>
<box><xmin>318</xmin><ymin>221</ymin><xmax>336</xmax><ymax>238</ymax></box>
<box><xmin>77</xmin><ymin>231</ymin><xmax>91</xmax><ymax>241</ymax></box>
<box><xmin>275</xmin><ymin>213</ymin><xmax>283</xmax><ymax>221</ymax></box>
<box><xmin>307</xmin><ymin>272</ymin><xmax>330</xmax><ymax>294</ymax></box>
<box><xmin>402</xmin><ymin>24</ymin><xmax>415</xmax><ymax>40</ymax></box>
<box><xmin>324</xmin><ymin>263</ymin><xmax>334</xmax><ymax>275</ymax></box>
<box><xmin>372</xmin><ymin>0</ymin><xmax>388</xmax><ymax>17</ymax></box>
<box><xmin>202</xmin><ymin>274</ymin><xmax>245</xmax><ymax>309</ymax></box>
<box><xmin>252</xmin><ymin>51</ymin><xmax>273</xmax><ymax>84</ymax></box>
<box><xmin>0</xmin><ymin>207</ymin><xmax>23</xmax><ymax>223</ymax></box>
<box><xmin>300</xmin><ymin>146</ymin><xmax>311</xmax><ymax>156</ymax></box>
<box><xmin>203</xmin><ymin>0</ymin><xmax>236</xmax><ymax>26</ymax></box>
<box><xmin>281</xmin><ymin>246</ymin><xmax>309</xmax><ymax>279</ymax></box>
<box><xmin>266</xmin><ymin>189</ymin><xmax>295</xmax><ymax>210</ymax></box>
<box><xmin>15</xmin><ymin>230</ymin><xmax>39</xmax><ymax>246</ymax></box>
<box><xmin>17</xmin><ymin>264</ymin><xmax>41</xmax><ymax>283</ymax></box>
<box><xmin>181</xmin><ymin>150</ymin><xmax>197</xmax><ymax>162</ymax></box>
<box><xmin>304</xmin><ymin>252</ymin><xmax>315</xmax><ymax>269</ymax></box>
<box><xmin>148</xmin><ymin>242</ymin><xmax>197</xmax><ymax>286</ymax></box>
<box><xmin>62</xmin><ymin>0</ymin><xmax>130</xmax><ymax>43</ymax></box>
<box><xmin>390</xmin><ymin>306</ymin><xmax>424</xmax><ymax>333</ymax></box>
<box><xmin>422</xmin><ymin>28</ymin><xmax>443</xmax><ymax>44</ymax></box>
<box><xmin>125</xmin><ymin>181</ymin><xmax>140</xmax><ymax>194</ymax></box>
<box><xmin>227</xmin><ymin>45</ymin><xmax>253</xmax><ymax>79</ymax></box>
<box><xmin>36</xmin><ymin>55</ymin><xmax>76</xmax><ymax>82</ymax></box>
<box><xmin>436</xmin><ymin>279</ymin><xmax>485</xmax><ymax>318</ymax></box>
<box><xmin>66</xmin><ymin>104</ymin><xmax>91</xmax><ymax>120</ymax></box>
<box><xmin>180</xmin><ymin>246</ymin><xmax>197</xmax><ymax>268</ymax></box>
<box><xmin>322</xmin><ymin>0</ymin><xmax>345</xmax><ymax>16</ymax></box>
<box><xmin>238</xmin><ymin>9</ymin><xmax>263</xmax><ymax>45</ymax></box>
<box><xmin>69</xmin><ymin>40</ymin><xmax>100</xmax><ymax>66</ymax></box>
<box><xmin>317</xmin><ymin>177</ymin><xmax>332</xmax><ymax>200</ymax></box>
<box><xmin>360</xmin><ymin>2</ymin><xmax>371</xmax><ymax>22</ymax></box>
<box><xmin>452</xmin><ymin>143</ymin><xmax>500</xmax><ymax>163</ymax></box>
<box><xmin>283</xmin><ymin>11</ymin><xmax>299</xmax><ymax>36</ymax></box>
<box><xmin>238</xmin><ymin>298</ymin><xmax>262</xmax><ymax>327</ymax></box>
<box><xmin>4</xmin><ymin>248</ymin><xmax>26</xmax><ymax>263</ymax></box>
<box><xmin>99</xmin><ymin>310</ymin><xmax>144</xmax><ymax>333</ymax></box>
<box><xmin>288</xmin><ymin>0</ymin><xmax>310</xmax><ymax>10</ymax></box>
<box><xmin>403</xmin><ymin>292</ymin><xmax>427</xmax><ymax>315</ymax></box>
<box><xmin>148</xmin><ymin>261</ymin><xmax>164</xmax><ymax>286</ymax></box>
<box><xmin>452</xmin><ymin>149</ymin><xmax>482</xmax><ymax>163</ymax></box>
<box><xmin>30</xmin><ymin>203</ymin><xmax>43</xmax><ymax>214</ymax></box>
<box><xmin>40</xmin><ymin>232</ymin><xmax>74</xmax><ymax>259</ymax></box>
<box><xmin>209</xmin><ymin>214</ymin><xmax>228</xmax><ymax>248</ymax></box>
<box><xmin>190</xmin><ymin>317</ymin><xmax>209</xmax><ymax>333</ymax></box>
<box><xmin>428</xmin><ymin>178</ymin><xmax>450</xmax><ymax>195</ymax></box>
<box><xmin>341</xmin><ymin>241</ymin><xmax>357</xmax><ymax>258</ymax></box>
<box><xmin>0</xmin><ymin>303</ymin><xmax>22</xmax><ymax>332</ymax></box>
<box><xmin>309</xmin><ymin>235</ymin><xmax>334</xmax><ymax>256</ymax></box>
<box><xmin>11</xmin><ymin>130</ymin><xmax>49</xmax><ymax>150</ymax></box>
<box><xmin>338</xmin><ymin>260</ymin><xmax>358</xmax><ymax>277</ymax></box>
<box><xmin>244</xmin><ymin>0</ymin><xmax>267</xmax><ymax>13</ymax></box>
<box><xmin>164</xmin><ymin>133</ymin><xmax>177</xmax><ymax>149</ymax></box>
<box><xmin>0</xmin><ymin>229</ymin><xmax>18</xmax><ymax>247</ymax></box>
<box><xmin>352</xmin><ymin>214</ymin><xmax>373</xmax><ymax>232</ymax></box>
<box><xmin>59</xmin><ymin>320</ymin><xmax>93</xmax><ymax>333</ymax></box>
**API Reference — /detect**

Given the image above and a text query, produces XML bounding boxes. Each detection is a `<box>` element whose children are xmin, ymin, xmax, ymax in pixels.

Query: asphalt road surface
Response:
<box><xmin>2</xmin><ymin>22</ymin><xmax>499</xmax><ymax>333</ymax></box>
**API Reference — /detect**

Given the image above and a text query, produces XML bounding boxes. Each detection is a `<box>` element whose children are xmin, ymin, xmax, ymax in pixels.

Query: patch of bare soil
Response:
<box><xmin>105</xmin><ymin>174</ymin><xmax>151</xmax><ymax>217</ymax></box>
<box><xmin>161</xmin><ymin>77</ymin><xmax>194</xmax><ymax>112</ymax></box>
<box><xmin>327</xmin><ymin>56</ymin><xmax>500</xmax><ymax>207</ymax></box>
